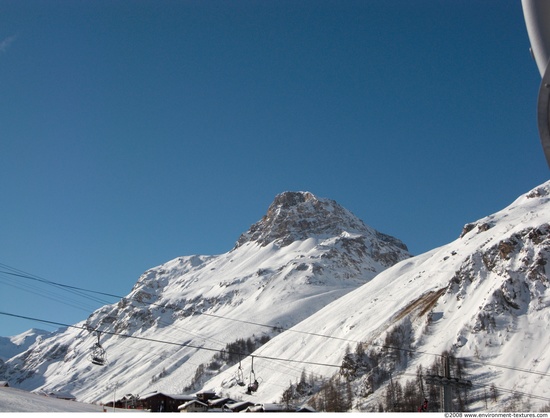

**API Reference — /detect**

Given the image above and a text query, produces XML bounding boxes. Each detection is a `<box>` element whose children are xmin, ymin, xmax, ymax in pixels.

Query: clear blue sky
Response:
<box><xmin>1</xmin><ymin>0</ymin><xmax>548</xmax><ymax>337</ymax></box>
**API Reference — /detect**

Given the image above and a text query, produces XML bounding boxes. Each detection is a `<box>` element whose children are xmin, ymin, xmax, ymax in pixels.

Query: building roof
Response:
<box><xmin>223</xmin><ymin>401</ymin><xmax>255</xmax><ymax>412</ymax></box>
<box><xmin>140</xmin><ymin>391</ymin><xmax>196</xmax><ymax>401</ymax></box>
<box><xmin>208</xmin><ymin>397</ymin><xmax>235</xmax><ymax>408</ymax></box>
<box><xmin>196</xmin><ymin>390</ymin><xmax>217</xmax><ymax>397</ymax></box>
<box><xmin>246</xmin><ymin>403</ymin><xmax>289</xmax><ymax>412</ymax></box>
<box><xmin>297</xmin><ymin>405</ymin><xmax>317</xmax><ymax>412</ymax></box>
<box><xmin>44</xmin><ymin>391</ymin><xmax>76</xmax><ymax>400</ymax></box>
<box><xmin>178</xmin><ymin>400</ymin><xmax>208</xmax><ymax>410</ymax></box>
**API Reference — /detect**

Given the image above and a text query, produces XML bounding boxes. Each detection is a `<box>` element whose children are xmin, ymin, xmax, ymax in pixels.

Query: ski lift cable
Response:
<box><xmin>0</xmin><ymin>271</ymin><xmax>108</xmax><ymax>311</ymax></box>
<box><xmin>0</xmin><ymin>263</ymin><xmax>449</xmax><ymax>380</ymax></box>
<box><xmin>0</xmin><ymin>263</ymin><xmax>228</xmax><ymax>349</ymax></box>
<box><xmin>0</xmin><ymin>310</ymin><xmax>343</xmax><ymax>369</ymax></box>
<box><xmin>0</xmin><ymin>265</ymin><xmax>123</xmax><ymax>317</ymax></box>
<box><xmin>0</xmin><ymin>261</ymin><xmax>394</xmax><ymax>359</ymax></box>
<box><xmin>199</xmin><ymin>310</ymin><xmax>444</xmax><ymax>359</ymax></box>
<box><xmin>0</xmin><ymin>270</ymin><xmax>115</xmax><ymax>310</ymax></box>
<box><xmin>252</xmin><ymin>345</ymin><xmax>337</xmax><ymax>383</ymax></box>
<box><xmin>391</xmin><ymin>371</ymin><xmax>550</xmax><ymax>404</ymax></box>
<box><xmin>4</xmin><ymin>309</ymin><xmax>550</xmax><ymax>403</ymax></box>
<box><xmin>460</xmin><ymin>357</ymin><xmax>550</xmax><ymax>379</ymax></box>
<box><xmin>0</xmin><ymin>261</ymin><xmax>425</xmax><ymax>355</ymax></box>
<box><xmin>471</xmin><ymin>380</ymin><xmax>550</xmax><ymax>403</ymax></box>
<box><xmin>216</xmin><ymin>342</ymin><xmax>330</xmax><ymax>389</ymax></box>
<box><xmin>3</xmin><ymin>261</ymin><xmax>550</xmax><ymax>381</ymax></box>
<box><xmin>104</xmin><ymin>334</ymin><xmax>207</xmax><ymax>371</ymax></box>
<box><xmin>0</xmin><ymin>276</ymin><xmax>99</xmax><ymax>313</ymax></box>
<box><xmin>3</xmin><ymin>309</ymin><xmax>550</xmax><ymax>403</ymax></box>
<box><xmin>0</xmin><ymin>267</ymin><xmax>120</xmax><ymax>301</ymax></box>
<box><xmin>0</xmin><ymin>261</ymin><xmax>444</xmax><ymax>359</ymax></box>
<box><xmin>225</xmin><ymin>351</ymin><xmax>328</xmax><ymax>388</ymax></box>
<box><xmin>0</xmin><ymin>262</ymin><xmax>235</xmax><ymax>349</ymax></box>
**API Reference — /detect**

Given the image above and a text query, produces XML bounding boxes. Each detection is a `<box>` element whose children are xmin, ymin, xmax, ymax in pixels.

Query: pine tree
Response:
<box><xmin>345</xmin><ymin>379</ymin><xmax>353</xmax><ymax>411</ymax></box>
<box><xmin>280</xmin><ymin>382</ymin><xmax>294</xmax><ymax>408</ymax></box>
<box><xmin>490</xmin><ymin>383</ymin><xmax>499</xmax><ymax>403</ymax></box>
<box><xmin>296</xmin><ymin>369</ymin><xmax>309</xmax><ymax>395</ymax></box>
<box><xmin>355</xmin><ymin>341</ymin><xmax>365</xmax><ymax>358</ymax></box>
<box><xmin>403</xmin><ymin>379</ymin><xmax>419</xmax><ymax>411</ymax></box>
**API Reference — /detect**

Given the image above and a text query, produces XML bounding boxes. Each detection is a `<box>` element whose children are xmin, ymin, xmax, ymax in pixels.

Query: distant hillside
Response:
<box><xmin>0</xmin><ymin>329</ymin><xmax>49</xmax><ymax>362</ymax></box>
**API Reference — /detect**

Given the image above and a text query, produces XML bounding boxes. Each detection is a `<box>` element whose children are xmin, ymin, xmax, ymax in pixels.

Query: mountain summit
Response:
<box><xmin>235</xmin><ymin>191</ymin><xmax>408</xmax><ymax>267</ymax></box>
<box><xmin>237</xmin><ymin>192</ymin><xmax>367</xmax><ymax>247</ymax></box>
<box><xmin>236</xmin><ymin>191</ymin><xmax>374</xmax><ymax>247</ymax></box>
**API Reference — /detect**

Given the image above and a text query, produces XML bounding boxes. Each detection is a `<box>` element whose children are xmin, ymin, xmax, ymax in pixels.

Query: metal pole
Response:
<box><xmin>443</xmin><ymin>356</ymin><xmax>452</xmax><ymax>412</ymax></box>
<box><xmin>113</xmin><ymin>382</ymin><xmax>118</xmax><ymax>412</ymax></box>
<box><xmin>425</xmin><ymin>358</ymin><xmax>471</xmax><ymax>412</ymax></box>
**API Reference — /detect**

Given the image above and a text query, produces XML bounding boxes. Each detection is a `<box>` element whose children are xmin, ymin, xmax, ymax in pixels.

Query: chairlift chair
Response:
<box><xmin>236</xmin><ymin>361</ymin><xmax>245</xmax><ymax>386</ymax></box>
<box><xmin>89</xmin><ymin>331</ymin><xmax>106</xmax><ymax>366</ymax></box>
<box><xmin>246</xmin><ymin>356</ymin><xmax>260</xmax><ymax>394</ymax></box>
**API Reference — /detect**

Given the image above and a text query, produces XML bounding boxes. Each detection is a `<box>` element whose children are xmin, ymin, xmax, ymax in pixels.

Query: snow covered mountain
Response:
<box><xmin>200</xmin><ymin>181</ymin><xmax>550</xmax><ymax>412</ymax></box>
<box><xmin>4</xmin><ymin>182</ymin><xmax>550</xmax><ymax>412</ymax></box>
<box><xmin>0</xmin><ymin>329</ymin><xmax>50</xmax><ymax>362</ymax></box>
<box><xmin>0</xmin><ymin>191</ymin><xmax>411</xmax><ymax>404</ymax></box>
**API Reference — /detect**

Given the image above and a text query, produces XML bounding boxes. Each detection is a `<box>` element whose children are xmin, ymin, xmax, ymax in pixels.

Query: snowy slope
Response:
<box><xmin>200</xmin><ymin>181</ymin><xmax>550</xmax><ymax>411</ymax></box>
<box><xmin>1</xmin><ymin>191</ymin><xmax>410</xmax><ymax>404</ymax></box>
<box><xmin>0</xmin><ymin>329</ymin><xmax>50</xmax><ymax>362</ymax></box>
<box><xmin>0</xmin><ymin>387</ymin><xmax>107</xmax><ymax>412</ymax></box>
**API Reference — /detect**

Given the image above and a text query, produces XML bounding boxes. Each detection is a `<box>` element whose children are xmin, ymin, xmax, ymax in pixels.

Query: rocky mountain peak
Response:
<box><xmin>234</xmin><ymin>191</ymin><xmax>373</xmax><ymax>248</ymax></box>
<box><xmin>268</xmin><ymin>191</ymin><xmax>316</xmax><ymax>210</ymax></box>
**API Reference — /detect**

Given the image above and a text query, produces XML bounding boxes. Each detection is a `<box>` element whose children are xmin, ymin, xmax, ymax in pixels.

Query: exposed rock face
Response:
<box><xmin>235</xmin><ymin>191</ymin><xmax>408</xmax><ymax>256</ymax></box>
<box><xmin>236</xmin><ymin>191</ymin><xmax>361</xmax><ymax>247</ymax></box>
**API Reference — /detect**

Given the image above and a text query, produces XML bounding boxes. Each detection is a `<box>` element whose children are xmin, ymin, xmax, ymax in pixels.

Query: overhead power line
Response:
<box><xmin>461</xmin><ymin>358</ymin><xmax>550</xmax><ymax>379</ymax></box>
<box><xmin>0</xmin><ymin>264</ymin><xmax>121</xmax><ymax>299</ymax></box>
<box><xmin>0</xmin><ymin>262</ymin><xmax>444</xmax><ymax>359</ymax></box>
<box><xmin>6</xmin><ymin>309</ymin><xmax>549</xmax><ymax>405</ymax></box>
<box><xmin>396</xmin><ymin>371</ymin><xmax>550</xmax><ymax>404</ymax></box>
<box><xmin>0</xmin><ymin>265</ymin><xmax>240</xmax><ymax>351</ymax></box>
<box><xmin>2</xmin><ymin>261</ymin><xmax>550</xmax><ymax>382</ymax></box>
<box><xmin>0</xmin><ymin>311</ymin><xmax>342</xmax><ymax>369</ymax></box>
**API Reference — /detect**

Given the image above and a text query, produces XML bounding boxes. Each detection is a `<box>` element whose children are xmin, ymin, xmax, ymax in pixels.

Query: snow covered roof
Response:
<box><xmin>297</xmin><ymin>405</ymin><xmax>316</xmax><ymax>412</ymax></box>
<box><xmin>223</xmin><ymin>401</ymin><xmax>254</xmax><ymax>412</ymax></box>
<box><xmin>208</xmin><ymin>397</ymin><xmax>235</xmax><ymax>408</ymax></box>
<box><xmin>43</xmin><ymin>391</ymin><xmax>76</xmax><ymax>400</ymax></box>
<box><xmin>178</xmin><ymin>399</ymin><xmax>208</xmax><ymax>410</ymax></box>
<box><xmin>139</xmin><ymin>391</ymin><xmax>195</xmax><ymax>401</ymax></box>
<box><xmin>245</xmin><ymin>403</ymin><xmax>289</xmax><ymax>412</ymax></box>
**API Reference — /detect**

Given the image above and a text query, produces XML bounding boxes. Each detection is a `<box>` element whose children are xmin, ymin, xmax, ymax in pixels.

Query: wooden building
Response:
<box><xmin>138</xmin><ymin>391</ymin><xmax>196</xmax><ymax>412</ymax></box>
<box><xmin>178</xmin><ymin>399</ymin><xmax>209</xmax><ymax>413</ymax></box>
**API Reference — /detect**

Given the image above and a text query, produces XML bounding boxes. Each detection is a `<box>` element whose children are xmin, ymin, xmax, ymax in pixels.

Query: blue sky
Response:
<box><xmin>0</xmin><ymin>0</ymin><xmax>548</xmax><ymax>337</ymax></box>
